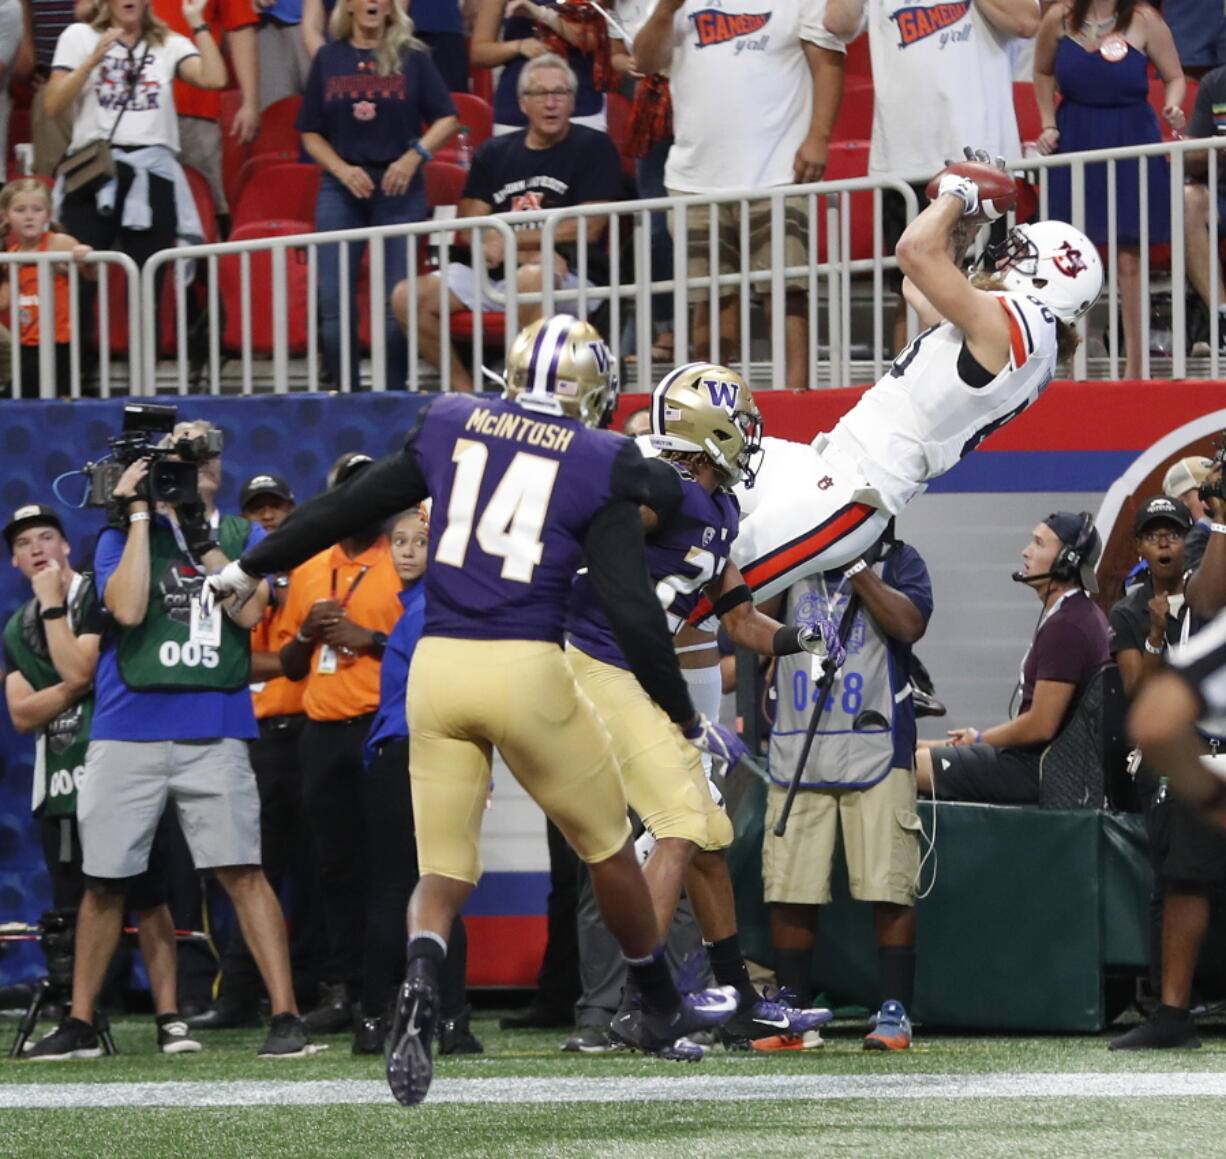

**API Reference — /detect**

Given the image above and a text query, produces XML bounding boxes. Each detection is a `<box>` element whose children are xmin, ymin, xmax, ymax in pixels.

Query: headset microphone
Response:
<box><xmin>1012</xmin><ymin>570</ymin><xmax>1052</xmax><ymax>584</ymax></box>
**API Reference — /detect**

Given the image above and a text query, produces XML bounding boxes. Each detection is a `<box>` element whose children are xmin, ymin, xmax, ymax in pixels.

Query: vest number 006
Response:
<box><xmin>159</xmin><ymin>640</ymin><xmax>220</xmax><ymax>669</ymax></box>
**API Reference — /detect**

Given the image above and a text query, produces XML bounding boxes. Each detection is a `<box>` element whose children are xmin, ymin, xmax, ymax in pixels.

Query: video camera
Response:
<box><xmin>1198</xmin><ymin>435</ymin><xmax>1226</xmax><ymax>507</ymax></box>
<box><xmin>84</xmin><ymin>404</ymin><xmax>222</xmax><ymax>509</ymax></box>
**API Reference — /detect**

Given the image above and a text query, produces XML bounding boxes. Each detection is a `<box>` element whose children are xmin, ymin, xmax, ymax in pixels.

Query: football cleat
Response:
<box><xmin>386</xmin><ymin>961</ymin><xmax>440</xmax><ymax>1106</ymax></box>
<box><xmin>717</xmin><ymin>989</ymin><xmax>833</xmax><ymax>1049</ymax></box>
<box><xmin>649</xmin><ymin>362</ymin><xmax>764</xmax><ymax>488</ymax></box>
<box><xmin>503</xmin><ymin>315</ymin><xmax>616</xmax><ymax>428</ymax></box>
<box><xmin>863</xmin><ymin>999</ymin><xmax>913</xmax><ymax>1051</ymax></box>
<box><xmin>610</xmin><ymin>984</ymin><xmax>738</xmax><ymax>1060</ymax></box>
<box><xmin>751</xmin><ymin>1029</ymin><xmax>826</xmax><ymax>1052</ymax></box>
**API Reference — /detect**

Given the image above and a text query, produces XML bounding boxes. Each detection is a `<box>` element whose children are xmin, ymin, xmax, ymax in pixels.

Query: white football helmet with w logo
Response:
<box><xmin>996</xmin><ymin>220</ymin><xmax>1103</xmax><ymax>323</ymax></box>
<box><xmin>649</xmin><ymin>362</ymin><xmax>764</xmax><ymax>488</ymax></box>
<box><xmin>504</xmin><ymin>314</ymin><xmax>616</xmax><ymax>428</ymax></box>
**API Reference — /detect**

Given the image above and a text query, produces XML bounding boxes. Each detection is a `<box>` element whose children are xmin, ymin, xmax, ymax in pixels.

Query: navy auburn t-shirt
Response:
<box><xmin>296</xmin><ymin>40</ymin><xmax>456</xmax><ymax>171</ymax></box>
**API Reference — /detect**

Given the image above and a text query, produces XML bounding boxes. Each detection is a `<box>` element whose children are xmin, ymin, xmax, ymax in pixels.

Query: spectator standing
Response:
<box><xmin>1108</xmin><ymin>496</ymin><xmax>1215</xmax><ymax>1050</ymax></box>
<box><xmin>1162</xmin><ymin>0</ymin><xmax>1226</xmax><ymax>80</ymax></box>
<box><xmin>151</xmin><ymin>0</ymin><xmax>260</xmax><ymax>224</ymax></box>
<box><xmin>395</xmin><ymin>53</ymin><xmax>621</xmax><ymax>391</ymax></box>
<box><xmin>276</xmin><ymin>452</ymin><xmax>404</xmax><ymax>1036</ymax></box>
<box><xmin>760</xmin><ymin>536</ymin><xmax>931</xmax><ymax>1051</ymax></box>
<box><xmin>31</xmin><ymin>1</ymin><xmax>92</xmax><ymax>176</ymax></box>
<box><xmin>916</xmin><ymin>513</ymin><xmax>1110</xmax><ymax>804</ymax></box>
<box><xmin>471</xmin><ymin>0</ymin><xmax>607</xmax><ymax>134</ymax></box>
<box><xmin>356</xmin><ymin>506</ymin><xmax>481</xmax><ymax>1056</ymax></box>
<box><xmin>1164</xmin><ymin>455</ymin><xmax>1212</xmax><ymax>572</ymax></box>
<box><xmin>0</xmin><ymin>0</ymin><xmax>32</xmax><ymax>181</ymax></box>
<box><xmin>1034</xmin><ymin>0</ymin><xmax>1184</xmax><ymax>380</ymax></box>
<box><xmin>1183</xmin><ymin>67</ymin><xmax>1226</xmax><ymax>359</ymax></box>
<box><xmin>22</xmin><ymin>421</ymin><xmax>311</xmax><ymax>1060</ymax></box>
<box><xmin>634</xmin><ymin>0</ymin><xmax>841</xmax><ymax>391</ymax></box>
<box><xmin>296</xmin><ymin>0</ymin><xmax>457</xmax><ymax>390</ymax></box>
<box><xmin>256</xmin><ymin>0</ymin><xmax>311</xmax><ymax>108</ymax></box>
<box><xmin>411</xmin><ymin>0</ymin><xmax>468</xmax><ymax>92</ymax></box>
<box><xmin>3</xmin><ymin>503</ymin><xmax>196</xmax><ymax>1058</ymax></box>
<box><xmin>0</xmin><ymin>176</ymin><xmax>94</xmax><ymax>398</ymax></box>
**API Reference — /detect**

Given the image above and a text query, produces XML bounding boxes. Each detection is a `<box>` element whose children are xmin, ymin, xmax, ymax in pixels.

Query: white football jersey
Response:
<box><xmin>827</xmin><ymin>292</ymin><xmax>1059</xmax><ymax>514</ymax></box>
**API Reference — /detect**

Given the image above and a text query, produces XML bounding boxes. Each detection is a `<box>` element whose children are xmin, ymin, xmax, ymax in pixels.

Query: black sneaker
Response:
<box><xmin>438</xmin><ymin>1005</ymin><xmax>484</xmax><ymax>1055</ymax></box>
<box><xmin>302</xmin><ymin>982</ymin><xmax>354</xmax><ymax>1035</ymax></box>
<box><xmin>258</xmin><ymin>1012</ymin><xmax>314</xmax><ymax>1058</ymax></box>
<box><xmin>561</xmin><ymin>1024</ymin><xmax>620</xmax><ymax>1053</ymax></box>
<box><xmin>156</xmin><ymin>1014</ymin><xmax>203</xmax><ymax>1055</ymax></box>
<box><xmin>352</xmin><ymin>1015</ymin><xmax>386</xmax><ymax>1056</ymax></box>
<box><xmin>386</xmin><ymin>961</ymin><xmax>439</xmax><ymax>1107</ymax></box>
<box><xmin>1109</xmin><ymin>1005</ymin><xmax>1202</xmax><ymax>1051</ymax></box>
<box><xmin>25</xmin><ymin>1017</ymin><xmax>103</xmax><ymax>1061</ymax></box>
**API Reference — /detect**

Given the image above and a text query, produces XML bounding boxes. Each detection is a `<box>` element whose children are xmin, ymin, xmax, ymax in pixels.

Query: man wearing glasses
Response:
<box><xmin>396</xmin><ymin>53</ymin><xmax>624</xmax><ymax>392</ymax></box>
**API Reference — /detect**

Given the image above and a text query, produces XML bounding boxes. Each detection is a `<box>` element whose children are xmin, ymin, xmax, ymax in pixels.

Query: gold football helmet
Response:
<box><xmin>503</xmin><ymin>315</ymin><xmax>616</xmax><ymax>428</ymax></box>
<box><xmin>649</xmin><ymin>362</ymin><xmax>763</xmax><ymax>487</ymax></box>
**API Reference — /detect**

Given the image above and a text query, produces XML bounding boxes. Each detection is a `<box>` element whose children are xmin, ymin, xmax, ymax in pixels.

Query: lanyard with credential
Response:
<box><xmin>332</xmin><ymin>565</ymin><xmax>370</xmax><ymax>610</ymax></box>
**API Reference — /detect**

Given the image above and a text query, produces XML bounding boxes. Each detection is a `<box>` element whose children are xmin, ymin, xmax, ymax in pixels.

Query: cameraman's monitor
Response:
<box><xmin>121</xmin><ymin>403</ymin><xmax>177</xmax><ymax>436</ymax></box>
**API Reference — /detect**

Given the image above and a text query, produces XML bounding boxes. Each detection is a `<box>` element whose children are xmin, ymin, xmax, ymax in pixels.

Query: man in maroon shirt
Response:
<box><xmin>916</xmin><ymin>512</ymin><xmax>1111</xmax><ymax>804</ymax></box>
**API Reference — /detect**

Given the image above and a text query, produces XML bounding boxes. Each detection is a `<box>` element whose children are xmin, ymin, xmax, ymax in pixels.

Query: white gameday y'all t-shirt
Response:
<box><xmin>861</xmin><ymin>0</ymin><xmax>1029</xmax><ymax>179</ymax></box>
<box><xmin>664</xmin><ymin>0</ymin><xmax>842</xmax><ymax>194</ymax></box>
<box><xmin>52</xmin><ymin>23</ymin><xmax>198</xmax><ymax>155</ymax></box>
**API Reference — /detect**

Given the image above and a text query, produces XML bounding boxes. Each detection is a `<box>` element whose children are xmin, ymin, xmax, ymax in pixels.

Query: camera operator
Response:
<box><xmin>4</xmin><ymin>504</ymin><xmax>195</xmax><ymax>1059</ymax></box>
<box><xmin>1186</xmin><ymin>459</ymin><xmax>1226</xmax><ymax>623</ymax></box>
<box><xmin>43</xmin><ymin>419</ymin><xmax>313</xmax><ymax>1060</ymax></box>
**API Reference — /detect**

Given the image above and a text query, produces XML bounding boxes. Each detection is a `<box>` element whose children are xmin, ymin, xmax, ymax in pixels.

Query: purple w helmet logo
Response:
<box><xmin>703</xmin><ymin>378</ymin><xmax>739</xmax><ymax>409</ymax></box>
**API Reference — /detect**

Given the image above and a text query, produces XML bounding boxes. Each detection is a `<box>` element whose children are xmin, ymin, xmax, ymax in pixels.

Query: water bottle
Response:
<box><xmin>456</xmin><ymin>126</ymin><xmax>472</xmax><ymax>170</ymax></box>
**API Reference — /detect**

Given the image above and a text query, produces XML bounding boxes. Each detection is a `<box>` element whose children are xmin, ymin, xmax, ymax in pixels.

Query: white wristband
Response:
<box><xmin>844</xmin><ymin>559</ymin><xmax>868</xmax><ymax>578</ymax></box>
<box><xmin>128</xmin><ymin>511</ymin><xmax>151</xmax><ymax>524</ymax></box>
<box><xmin>1212</xmin><ymin>523</ymin><xmax>1226</xmax><ymax>535</ymax></box>
<box><xmin>1144</xmin><ymin>639</ymin><xmax>1165</xmax><ymax>655</ymax></box>
<box><xmin>294</xmin><ymin>630</ymin><xmax>312</xmax><ymax>644</ymax></box>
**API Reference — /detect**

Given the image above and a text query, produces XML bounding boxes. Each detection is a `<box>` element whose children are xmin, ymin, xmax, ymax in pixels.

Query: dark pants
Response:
<box><xmin>363</xmin><ymin>738</ymin><xmax>468</xmax><ymax>1019</ymax></box>
<box><xmin>300</xmin><ymin>715</ymin><xmax>375</xmax><ymax>990</ymax></box>
<box><xmin>15</xmin><ymin>343</ymin><xmax>72</xmax><ymax>400</ymax></box>
<box><xmin>215</xmin><ymin>714</ymin><xmax>319</xmax><ymax>1007</ymax></box>
<box><xmin>531</xmin><ymin>820</ymin><xmax>582</xmax><ymax>1012</ymax></box>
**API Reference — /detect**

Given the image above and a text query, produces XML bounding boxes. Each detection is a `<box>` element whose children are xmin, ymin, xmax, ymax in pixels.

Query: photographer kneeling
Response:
<box><xmin>33</xmin><ymin>420</ymin><xmax>312</xmax><ymax>1060</ymax></box>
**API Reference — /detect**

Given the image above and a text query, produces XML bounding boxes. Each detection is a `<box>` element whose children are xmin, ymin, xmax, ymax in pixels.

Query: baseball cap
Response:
<box><xmin>1134</xmin><ymin>495</ymin><xmax>1193</xmax><ymax>536</ymax></box>
<box><xmin>1162</xmin><ymin>456</ymin><xmax>1211</xmax><ymax>500</ymax></box>
<box><xmin>1045</xmin><ymin>510</ymin><xmax>1101</xmax><ymax>593</ymax></box>
<box><xmin>4</xmin><ymin>504</ymin><xmax>65</xmax><ymax>551</ymax></box>
<box><xmin>239</xmin><ymin>472</ymin><xmax>295</xmax><ymax>510</ymax></box>
<box><xmin>327</xmin><ymin>452</ymin><xmax>373</xmax><ymax>490</ymax></box>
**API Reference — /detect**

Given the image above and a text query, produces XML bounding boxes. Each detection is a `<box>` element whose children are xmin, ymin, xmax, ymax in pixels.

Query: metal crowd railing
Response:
<box><xmin>1</xmin><ymin>136</ymin><xmax>1222</xmax><ymax>398</ymax></box>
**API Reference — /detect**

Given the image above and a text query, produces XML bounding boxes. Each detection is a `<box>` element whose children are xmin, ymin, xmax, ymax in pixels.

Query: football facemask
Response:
<box><xmin>648</xmin><ymin>362</ymin><xmax>764</xmax><ymax>488</ymax></box>
<box><xmin>504</xmin><ymin>315</ymin><xmax>615</xmax><ymax>429</ymax></box>
<box><xmin>991</xmin><ymin>220</ymin><xmax>1103</xmax><ymax>323</ymax></box>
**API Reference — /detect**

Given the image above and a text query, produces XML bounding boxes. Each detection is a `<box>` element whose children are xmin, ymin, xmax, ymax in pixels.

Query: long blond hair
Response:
<box><xmin>0</xmin><ymin>178</ymin><xmax>59</xmax><ymax>244</ymax></box>
<box><xmin>971</xmin><ymin>270</ymin><xmax>1081</xmax><ymax>364</ymax></box>
<box><xmin>91</xmin><ymin>0</ymin><xmax>169</xmax><ymax>46</ymax></box>
<box><xmin>330</xmin><ymin>0</ymin><xmax>424</xmax><ymax>77</ymax></box>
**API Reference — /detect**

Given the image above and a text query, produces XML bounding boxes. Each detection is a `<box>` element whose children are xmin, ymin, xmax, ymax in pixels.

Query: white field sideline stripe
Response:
<box><xmin>4</xmin><ymin>1073</ymin><xmax>1226</xmax><ymax>1108</ymax></box>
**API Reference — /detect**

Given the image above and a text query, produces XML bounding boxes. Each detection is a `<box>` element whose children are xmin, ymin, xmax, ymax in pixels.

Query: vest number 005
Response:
<box><xmin>159</xmin><ymin>640</ymin><xmax>220</xmax><ymax>669</ymax></box>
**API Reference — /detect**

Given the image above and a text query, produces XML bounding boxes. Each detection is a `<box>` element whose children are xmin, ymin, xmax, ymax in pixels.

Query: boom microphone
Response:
<box><xmin>1012</xmin><ymin>570</ymin><xmax>1052</xmax><ymax>584</ymax></box>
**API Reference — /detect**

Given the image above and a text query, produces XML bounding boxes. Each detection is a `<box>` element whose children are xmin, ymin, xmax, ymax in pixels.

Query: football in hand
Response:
<box><xmin>925</xmin><ymin>160</ymin><xmax>1019</xmax><ymax>221</ymax></box>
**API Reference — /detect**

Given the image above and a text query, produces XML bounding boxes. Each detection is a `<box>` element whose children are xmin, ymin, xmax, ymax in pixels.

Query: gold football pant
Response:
<box><xmin>567</xmin><ymin>646</ymin><xmax>733</xmax><ymax>852</ymax></box>
<box><xmin>408</xmin><ymin>637</ymin><xmax>632</xmax><ymax>885</ymax></box>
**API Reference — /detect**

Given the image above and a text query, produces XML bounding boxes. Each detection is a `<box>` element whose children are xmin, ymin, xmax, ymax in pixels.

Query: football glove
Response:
<box><xmin>798</xmin><ymin>617</ymin><xmax>847</xmax><ymax>670</ymax></box>
<box><xmin>682</xmin><ymin>715</ymin><xmax>750</xmax><ymax>768</ymax></box>
<box><xmin>200</xmin><ymin>560</ymin><xmax>260</xmax><ymax>617</ymax></box>
<box><xmin>936</xmin><ymin>173</ymin><xmax>981</xmax><ymax>218</ymax></box>
<box><xmin>962</xmin><ymin>144</ymin><xmax>1008</xmax><ymax>170</ymax></box>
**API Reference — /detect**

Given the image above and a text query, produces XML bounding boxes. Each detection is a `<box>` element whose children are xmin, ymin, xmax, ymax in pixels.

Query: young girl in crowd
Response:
<box><xmin>0</xmin><ymin>177</ymin><xmax>95</xmax><ymax>398</ymax></box>
<box><xmin>358</xmin><ymin>504</ymin><xmax>481</xmax><ymax>1057</ymax></box>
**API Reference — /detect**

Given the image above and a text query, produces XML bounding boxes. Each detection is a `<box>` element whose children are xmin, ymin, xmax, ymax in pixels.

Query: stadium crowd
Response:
<box><xmin>0</xmin><ymin>0</ymin><xmax>1217</xmax><ymax>393</ymax></box>
<box><xmin>3</xmin><ymin>0</ymin><xmax>1226</xmax><ymax>1103</ymax></box>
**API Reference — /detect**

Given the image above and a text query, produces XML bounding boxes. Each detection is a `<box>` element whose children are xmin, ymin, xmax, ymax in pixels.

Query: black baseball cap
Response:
<box><xmin>1045</xmin><ymin>510</ymin><xmax>1101</xmax><ymax>593</ymax></box>
<box><xmin>1134</xmin><ymin>495</ymin><xmax>1193</xmax><ymax>536</ymax></box>
<box><xmin>327</xmin><ymin>452</ymin><xmax>373</xmax><ymax>490</ymax></box>
<box><xmin>239</xmin><ymin>473</ymin><xmax>295</xmax><ymax>510</ymax></box>
<box><xmin>4</xmin><ymin>504</ymin><xmax>65</xmax><ymax>551</ymax></box>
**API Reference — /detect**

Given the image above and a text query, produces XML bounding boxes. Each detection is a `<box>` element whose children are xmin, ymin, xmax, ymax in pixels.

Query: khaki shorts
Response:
<box><xmin>567</xmin><ymin>646</ymin><xmax>733</xmax><ymax>852</ymax></box>
<box><xmin>667</xmin><ymin>191</ymin><xmax>811</xmax><ymax>302</ymax></box>
<box><xmin>408</xmin><ymin>637</ymin><xmax>632</xmax><ymax>884</ymax></box>
<box><xmin>762</xmin><ymin>766</ymin><xmax>921</xmax><ymax>907</ymax></box>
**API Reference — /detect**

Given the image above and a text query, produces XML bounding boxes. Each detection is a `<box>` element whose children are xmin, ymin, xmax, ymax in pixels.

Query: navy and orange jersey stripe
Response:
<box><xmin>687</xmin><ymin>499</ymin><xmax>878</xmax><ymax>624</ymax></box>
<box><xmin>996</xmin><ymin>295</ymin><xmax>1035</xmax><ymax>370</ymax></box>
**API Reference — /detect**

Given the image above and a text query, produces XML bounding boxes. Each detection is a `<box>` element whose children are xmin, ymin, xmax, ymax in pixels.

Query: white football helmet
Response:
<box><xmin>649</xmin><ymin>362</ymin><xmax>763</xmax><ymax>488</ymax></box>
<box><xmin>503</xmin><ymin>314</ymin><xmax>615</xmax><ymax>428</ymax></box>
<box><xmin>995</xmin><ymin>220</ymin><xmax>1103</xmax><ymax>323</ymax></box>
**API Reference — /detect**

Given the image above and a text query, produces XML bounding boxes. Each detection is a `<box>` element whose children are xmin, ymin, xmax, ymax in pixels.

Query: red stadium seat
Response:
<box><xmin>424</xmin><ymin>160</ymin><xmax>469</xmax><ymax>209</ymax></box>
<box><xmin>218</xmin><ymin>220</ymin><xmax>314</xmax><ymax>355</ymax></box>
<box><xmin>435</xmin><ymin>92</ymin><xmax>493</xmax><ymax>165</ymax></box>
<box><xmin>231</xmin><ymin>164</ymin><xmax>321</xmax><ymax>230</ymax></box>
<box><xmin>831</xmin><ymin>76</ymin><xmax>874</xmax><ymax>144</ymax></box>
<box><xmin>250</xmin><ymin>94</ymin><xmax>303</xmax><ymax>154</ymax></box>
<box><xmin>1014</xmin><ymin>81</ymin><xmax>1042</xmax><ymax>146</ymax></box>
<box><xmin>220</xmin><ymin>88</ymin><xmax>251</xmax><ymax>215</ymax></box>
<box><xmin>181</xmin><ymin>164</ymin><xmax>219</xmax><ymax>244</ymax></box>
<box><xmin>467</xmin><ymin>38</ymin><xmax>493</xmax><ymax>102</ymax></box>
<box><xmin>233</xmin><ymin>150</ymin><xmax>302</xmax><ymax>203</ymax></box>
<box><xmin>819</xmin><ymin>140</ymin><xmax>879</xmax><ymax>262</ymax></box>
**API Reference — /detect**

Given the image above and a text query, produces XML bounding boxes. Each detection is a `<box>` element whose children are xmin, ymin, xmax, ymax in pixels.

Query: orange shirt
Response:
<box><xmin>250</xmin><ymin>572</ymin><xmax>306</xmax><ymax>719</ymax></box>
<box><xmin>153</xmin><ymin>0</ymin><xmax>257</xmax><ymax>122</ymax></box>
<box><xmin>278</xmin><ymin>538</ymin><xmax>403</xmax><ymax>722</ymax></box>
<box><xmin>11</xmin><ymin>235</ymin><xmax>71</xmax><ymax>345</ymax></box>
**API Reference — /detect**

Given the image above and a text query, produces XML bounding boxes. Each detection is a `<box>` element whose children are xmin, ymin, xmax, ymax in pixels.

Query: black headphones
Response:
<box><xmin>1049</xmin><ymin>511</ymin><xmax>1097</xmax><ymax>584</ymax></box>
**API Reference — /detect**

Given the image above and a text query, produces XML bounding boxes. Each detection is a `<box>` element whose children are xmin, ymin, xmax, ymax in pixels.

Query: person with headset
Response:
<box><xmin>915</xmin><ymin>512</ymin><xmax>1111</xmax><ymax>805</ymax></box>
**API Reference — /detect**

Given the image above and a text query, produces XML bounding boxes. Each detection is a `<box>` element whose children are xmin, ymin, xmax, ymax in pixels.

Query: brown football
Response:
<box><xmin>925</xmin><ymin>160</ymin><xmax>1019</xmax><ymax>221</ymax></box>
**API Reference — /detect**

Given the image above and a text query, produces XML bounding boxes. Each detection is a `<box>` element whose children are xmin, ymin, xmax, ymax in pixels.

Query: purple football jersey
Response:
<box><xmin>567</xmin><ymin>463</ymin><xmax>741</xmax><ymax>669</ymax></box>
<box><xmin>410</xmin><ymin>394</ymin><xmax>651</xmax><ymax>643</ymax></box>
